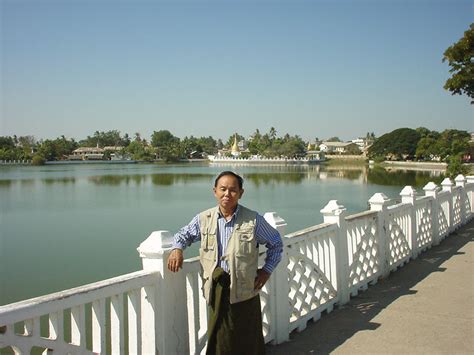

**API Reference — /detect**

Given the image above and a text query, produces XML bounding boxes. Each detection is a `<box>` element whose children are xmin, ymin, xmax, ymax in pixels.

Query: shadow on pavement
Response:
<box><xmin>266</xmin><ymin>219</ymin><xmax>474</xmax><ymax>355</ymax></box>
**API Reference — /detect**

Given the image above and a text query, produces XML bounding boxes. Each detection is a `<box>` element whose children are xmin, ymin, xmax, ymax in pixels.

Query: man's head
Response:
<box><xmin>213</xmin><ymin>171</ymin><xmax>244</xmax><ymax>213</ymax></box>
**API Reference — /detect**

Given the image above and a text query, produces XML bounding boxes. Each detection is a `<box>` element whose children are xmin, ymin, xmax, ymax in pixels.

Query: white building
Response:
<box><xmin>70</xmin><ymin>146</ymin><xmax>124</xmax><ymax>160</ymax></box>
<box><xmin>351</xmin><ymin>138</ymin><xmax>366</xmax><ymax>151</ymax></box>
<box><xmin>319</xmin><ymin>141</ymin><xmax>353</xmax><ymax>154</ymax></box>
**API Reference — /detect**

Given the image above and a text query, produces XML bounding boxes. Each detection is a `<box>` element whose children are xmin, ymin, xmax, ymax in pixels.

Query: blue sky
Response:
<box><xmin>1</xmin><ymin>0</ymin><xmax>472</xmax><ymax>142</ymax></box>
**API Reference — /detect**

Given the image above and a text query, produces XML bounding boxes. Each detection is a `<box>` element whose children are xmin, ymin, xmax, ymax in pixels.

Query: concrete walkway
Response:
<box><xmin>267</xmin><ymin>219</ymin><xmax>474</xmax><ymax>355</ymax></box>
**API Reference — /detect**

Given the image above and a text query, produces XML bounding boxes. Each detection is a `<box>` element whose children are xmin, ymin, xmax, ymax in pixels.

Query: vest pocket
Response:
<box><xmin>199</xmin><ymin>235</ymin><xmax>216</xmax><ymax>304</ymax></box>
<box><xmin>236</xmin><ymin>232</ymin><xmax>255</xmax><ymax>256</ymax></box>
<box><xmin>236</xmin><ymin>267</ymin><xmax>258</xmax><ymax>298</ymax></box>
<box><xmin>201</xmin><ymin>256</ymin><xmax>215</xmax><ymax>278</ymax></box>
<box><xmin>201</xmin><ymin>232</ymin><xmax>216</xmax><ymax>251</ymax></box>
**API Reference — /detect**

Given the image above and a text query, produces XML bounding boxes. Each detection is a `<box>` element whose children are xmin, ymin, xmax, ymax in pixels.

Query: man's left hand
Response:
<box><xmin>254</xmin><ymin>269</ymin><xmax>270</xmax><ymax>290</ymax></box>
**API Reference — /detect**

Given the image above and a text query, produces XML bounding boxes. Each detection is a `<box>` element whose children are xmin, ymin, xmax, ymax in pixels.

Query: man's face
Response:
<box><xmin>213</xmin><ymin>175</ymin><xmax>244</xmax><ymax>212</ymax></box>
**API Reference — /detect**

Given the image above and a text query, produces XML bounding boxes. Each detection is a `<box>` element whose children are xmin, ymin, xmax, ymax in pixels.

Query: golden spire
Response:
<box><xmin>231</xmin><ymin>134</ymin><xmax>239</xmax><ymax>155</ymax></box>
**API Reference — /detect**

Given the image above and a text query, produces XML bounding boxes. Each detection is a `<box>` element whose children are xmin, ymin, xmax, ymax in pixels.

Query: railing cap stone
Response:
<box><xmin>400</xmin><ymin>186</ymin><xmax>416</xmax><ymax>197</ymax></box>
<box><xmin>423</xmin><ymin>182</ymin><xmax>439</xmax><ymax>192</ymax></box>
<box><xmin>369</xmin><ymin>193</ymin><xmax>391</xmax><ymax>211</ymax></box>
<box><xmin>368</xmin><ymin>192</ymin><xmax>390</xmax><ymax>204</ymax></box>
<box><xmin>454</xmin><ymin>174</ymin><xmax>466</xmax><ymax>182</ymax></box>
<box><xmin>320</xmin><ymin>200</ymin><xmax>346</xmax><ymax>215</ymax></box>
<box><xmin>263</xmin><ymin>212</ymin><xmax>288</xmax><ymax>228</ymax></box>
<box><xmin>137</xmin><ymin>230</ymin><xmax>173</xmax><ymax>257</ymax></box>
<box><xmin>441</xmin><ymin>178</ymin><xmax>453</xmax><ymax>186</ymax></box>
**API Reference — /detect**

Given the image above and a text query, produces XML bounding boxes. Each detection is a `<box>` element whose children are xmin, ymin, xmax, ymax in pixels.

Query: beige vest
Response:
<box><xmin>199</xmin><ymin>205</ymin><xmax>259</xmax><ymax>304</ymax></box>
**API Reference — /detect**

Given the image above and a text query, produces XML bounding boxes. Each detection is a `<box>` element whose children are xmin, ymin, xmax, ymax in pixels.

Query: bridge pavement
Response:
<box><xmin>266</xmin><ymin>219</ymin><xmax>474</xmax><ymax>355</ymax></box>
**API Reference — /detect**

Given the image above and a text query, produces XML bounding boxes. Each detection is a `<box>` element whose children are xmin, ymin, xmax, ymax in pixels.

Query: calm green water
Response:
<box><xmin>0</xmin><ymin>163</ymin><xmax>443</xmax><ymax>305</ymax></box>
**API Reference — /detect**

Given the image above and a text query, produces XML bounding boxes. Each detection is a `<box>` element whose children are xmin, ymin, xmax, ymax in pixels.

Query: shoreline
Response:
<box><xmin>44</xmin><ymin>160</ymin><xmax>139</xmax><ymax>165</ymax></box>
<box><xmin>2</xmin><ymin>159</ymin><xmax>471</xmax><ymax>174</ymax></box>
<box><xmin>382</xmin><ymin>161</ymin><xmax>447</xmax><ymax>171</ymax></box>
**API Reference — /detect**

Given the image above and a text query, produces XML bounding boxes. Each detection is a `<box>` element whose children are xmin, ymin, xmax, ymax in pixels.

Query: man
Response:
<box><xmin>167</xmin><ymin>171</ymin><xmax>283</xmax><ymax>355</ymax></box>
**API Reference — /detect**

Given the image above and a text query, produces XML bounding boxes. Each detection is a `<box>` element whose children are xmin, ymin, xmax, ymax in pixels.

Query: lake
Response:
<box><xmin>0</xmin><ymin>162</ymin><xmax>444</xmax><ymax>305</ymax></box>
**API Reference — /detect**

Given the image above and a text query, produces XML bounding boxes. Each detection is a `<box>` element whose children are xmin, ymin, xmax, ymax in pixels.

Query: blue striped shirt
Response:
<box><xmin>172</xmin><ymin>205</ymin><xmax>283</xmax><ymax>274</ymax></box>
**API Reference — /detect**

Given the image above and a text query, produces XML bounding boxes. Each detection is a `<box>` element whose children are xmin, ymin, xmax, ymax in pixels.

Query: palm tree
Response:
<box><xmin>269</xmin><ymin>127</ymin><xmax>277</xmax><ymax>141</ymax></box>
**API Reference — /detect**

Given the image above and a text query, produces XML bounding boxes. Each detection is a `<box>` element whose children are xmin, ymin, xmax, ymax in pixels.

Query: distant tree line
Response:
<box><xmin>0</xmin><ymin>127</ymin><xmax>306</xmax><ymax>164</ymax></box>
<box><xmin>1</xmin><ymin>127</ymin><xmax>471</xmax><ymax>176</ymax></box>
<box><xmin>245</xmin><ymin>128</ymin><xmax>306</xmax><ymax>158</ymax></box>
<box><xmin>368</xmin><ymin>127</ymin><xmax>472</xmax><ymax>176</ymax></box>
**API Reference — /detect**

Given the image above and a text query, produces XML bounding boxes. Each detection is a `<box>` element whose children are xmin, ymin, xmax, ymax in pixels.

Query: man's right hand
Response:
<box><xmin>167</xmin><ymin>249</ymin><xmax>184</xmax><ymax>272</ymax></box>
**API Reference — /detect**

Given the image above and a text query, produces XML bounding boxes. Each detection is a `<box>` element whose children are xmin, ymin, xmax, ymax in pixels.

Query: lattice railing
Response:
<box><xmin>257</xmin><ymin>252</ymin><xmax>276</xmax><ymax>344</ymax></box>
<box><xmin>386</xmin><ymin>203</ymin><xmax>411</xmax><ymax>269</ymax></box>
<box><xmin>452</xmin><ymin>187</ymin><xmax>462</xmax><ymax>228</ymax></box>
<box><xmin>284</xmin><ymin>224</ymin><xmax>338</xmax><ymax>333</ymax></box>
<box><xmin>183</xmin><ymin>258</ymin><xmax>208</xmax><ymax>355</ymax></box>
<box><xmin>463</xmin><ymin>190</ymin><xmax>472</xmax><ymax>220</ymax></box>
<box><xmin>465</xmin><ymin>181</ymin><xmax>474</xmax><ymax>219</ymax></box>
<box><xmin>345</xmin><ymin>210</ymin><xmax>380</xmax><ymax>293</ymax></box>
<box><xmin>260</xmin><ymin>284</ymin><xmax>273</xmax><ymax>343</ymax></box>
<box><xmin>0</xmin><ymin>271</ymin><xmax>159</xmax><ymax>355</ymax></box>
<box><xmin>415</xmin><ymin>197</ymin><xmax>433</xmax><ymax>252</ymax></box>
<box><xmin>437</xmin><ymin>191</ymin><xmax>450</xmax><ymax>240</ymax></box>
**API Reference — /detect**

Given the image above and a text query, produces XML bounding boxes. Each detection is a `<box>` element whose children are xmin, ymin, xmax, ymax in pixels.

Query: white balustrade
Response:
<box><xmin>321</xmin><ymin>200</ymin><xmax>349</xmax><ymax>306</ymax></box>
<box><xmin>284</xmin><ymin>222</ymin><xmax>339</xmax><ymax>333</ymax></box>
<box><xmin>345</xmin><ymin>210</ymin><xmax>380</xmax><ymax>296</ymax></box>
<box><xmin>414</xmin><ymin>196</ymin><xmax>434</xmax><ymax>253</ymax></box>
<box><xmin>385</xmin><ymin>202</ymin><xmax>412</xmax><ymax>270</ymax></box>
<box><xmin>466</xmin><ymin>176</ymin><xmax>474</xmax><ymax>217</ymax></box>
<box><xmin>0</xmin><ymin>271</ymin><xmax>159</xmax><ymax>354</ymax></box>
<box><xmin>369</xmin><ymin>193</ymin><xmax>391</xmax><ymax>278</ymax></box>
<box><xmin>1</xmin><ymin>176</ymin><xmax>474</xmax><ymax>354</ymax></box>
<box><xmin>263</xmin><ymin>211</ymin><xmax>290</xmax><ymax>344</ymax></box>
<box><xmin>424</xmin><ymin>182</ymin><xmax>440</xmax><ymax>245</ymax></box>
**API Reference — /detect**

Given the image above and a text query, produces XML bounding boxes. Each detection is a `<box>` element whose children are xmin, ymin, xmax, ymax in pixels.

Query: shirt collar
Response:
<box><xmin>217</xmin><ymin>204</ymin><xmax>240</xmax><ymax>221</ymax></box>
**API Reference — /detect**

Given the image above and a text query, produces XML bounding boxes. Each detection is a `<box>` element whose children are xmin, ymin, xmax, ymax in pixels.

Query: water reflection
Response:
<box><xmin>0</xmin><ymin>179</ymin><xmax>35</xmax><ymax>188</ymax></box>
<box><xmin>319</xmin><ymin>167</ymin><xmax>367</xmax><ymax>181</ymax></box>
<box><xmin>245</xmin><ymin>173</ymin><xmax>306</xmax><ymax>186</ymax></box>
<box><xmin>43</xmin><ymin>177</ymin><xmax>76</xmax><ymax>185</ymax></box>
<box><xmin>367</xmin><ymin>166</ymin><xmax>444</xmax><ymax>187</ymax></box>
<box><xmin>20</xmin><ymin>179</ymin><xmax>35</xmax><ymax>187</ymax></box>
<box><xmin>88</xmin><ymin>174</ymin><xmax>147</xmax><ymax>186</ymax></box>
<box><xmin>0</xmin><ymin>180</ymin><xmax>12</xmax><ymax>187</ymax></box>
<box><xmin>0</xmin><ymin>164</ymin><xmax>447</xmax><ymax>188</ymax></box>
<box><xmin>88</xmin><ymin>173</ymin><xmax>212</xmax><ymax>186</ymax></box>
<box><xmin>150</xmin><ymin>173</ymin><xmax>211</xmax><ymax>186</ymax></box>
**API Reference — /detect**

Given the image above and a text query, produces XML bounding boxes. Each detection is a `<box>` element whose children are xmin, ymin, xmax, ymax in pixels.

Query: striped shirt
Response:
<box><xmin>172</xmin><ymin>205</ymin><xmax>283</xmax><ymax>274</ymax></box>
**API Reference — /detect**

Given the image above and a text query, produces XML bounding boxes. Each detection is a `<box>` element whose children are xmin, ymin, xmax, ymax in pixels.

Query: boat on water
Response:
<box><xmin>207</xmin><ymin>153</ymin><xmax>326</xmax><ymax>165</ymax></box>
<box><xmin>208</xmin><ymin>134</ymin><xmax>326</xmax><ymax>165</ymax></box>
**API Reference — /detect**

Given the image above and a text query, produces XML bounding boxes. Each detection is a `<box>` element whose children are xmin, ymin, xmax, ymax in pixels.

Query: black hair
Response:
<box><xmin>214</xmin><ymin>171</ymin><xmax>244</xmax><ymax>190</ymax></box>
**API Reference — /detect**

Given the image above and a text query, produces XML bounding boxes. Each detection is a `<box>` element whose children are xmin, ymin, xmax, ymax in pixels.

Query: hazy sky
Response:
<box><xmin>1</xmin><ymin>0</ymin><xmax>472</xmax><ymax>143</ymax></box>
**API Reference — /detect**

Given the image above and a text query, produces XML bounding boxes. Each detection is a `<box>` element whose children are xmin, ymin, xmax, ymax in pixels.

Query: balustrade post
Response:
<box><xmin>263</xmin><ymin>212</ymin><xmax>289</xmax><ymax>344</ymax></box>
<box><xmin>441</xmin><ymin>178</ymin><xmax>454</xmax><ymax>232</ymax></box>
<box><xmin>455</xmin><ymin>174</ymin><xmax>466</xmax><ymax>188</ymax></box>
<box><xmin>321</xmin><ymin>200</ymin><xmax>349</xmax><ymax>306</ymax></box>
<box><xmin>137</xmin><ymin>230</ymin><xmax>188</xmax><ymax>355</ymax></box>
<box><xmin>466</xmin><ymin>176</ymin><xmax>474</xmax><ymax>217</ymax></box>
<box><xmin>368</xmin><ymin>193</ymin><xmax>390</xmax><ymax>278</ymax></box>
<box><xmin>423</xmin><ymin>182</ymin><xmax>440</xmax><ymax>245</ymax></box>
<box><xmin>400</xmin><ymin>186</ymin><xmax>417</xmax><ymax>259</ymax></box>
<box><xmin>455</xmin><ymin>175</ymin><xmax>467</xmax><ymax>224</ymax></box>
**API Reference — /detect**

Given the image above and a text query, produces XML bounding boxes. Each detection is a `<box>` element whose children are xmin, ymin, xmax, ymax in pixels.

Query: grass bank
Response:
<box><xmin>325</xmin><ymin>157</ymin><xmax>367</xmax><ymax>166</ymax></box>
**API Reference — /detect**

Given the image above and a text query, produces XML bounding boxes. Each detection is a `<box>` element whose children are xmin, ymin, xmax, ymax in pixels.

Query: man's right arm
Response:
<box><xmin>167</xmin><ymin>215</ymin><xmax>201</xmax><ymax>272</ymax></box>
